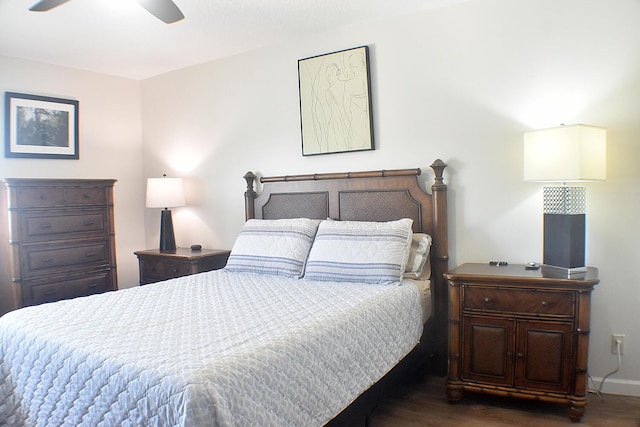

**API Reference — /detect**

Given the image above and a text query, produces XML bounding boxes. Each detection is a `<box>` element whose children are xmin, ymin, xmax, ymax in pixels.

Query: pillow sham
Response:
<box><xmin>303</xmin><ymin>218</ymin><xmax>413</xmax><ymax>284</ymax></box>
<box><xmin>225</xmin><ymin>218</ymin><xmax>320</xmax><ymax>278</ymax></box>
<box><xmin>403</xmin><ymin>233</ymin><xmax>432</xmax><ymax>279</ymax></box>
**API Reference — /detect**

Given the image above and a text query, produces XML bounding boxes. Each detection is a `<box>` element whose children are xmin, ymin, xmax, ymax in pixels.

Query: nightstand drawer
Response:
<box><xmin>463</xmin><ymin>286</ymin><xmax>574</xmax><ymax>317</ymax></box>
<box><xmin>140</xmin><ymin>259</ymin><xmax>191</xmax><ymax>279</ymax></box>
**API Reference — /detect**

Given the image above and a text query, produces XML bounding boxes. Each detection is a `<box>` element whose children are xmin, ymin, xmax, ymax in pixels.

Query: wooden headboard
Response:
<box><xmin>243</xmin><ymin>159</ymin><xmax>449</xmax><ymax>376</ymax></box>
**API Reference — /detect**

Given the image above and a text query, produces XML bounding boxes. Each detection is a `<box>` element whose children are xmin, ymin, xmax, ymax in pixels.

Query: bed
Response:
<box><xmin>0</xmin><ymin>159</ymin><xmax>449</xmax><ymax>426</ymax></box>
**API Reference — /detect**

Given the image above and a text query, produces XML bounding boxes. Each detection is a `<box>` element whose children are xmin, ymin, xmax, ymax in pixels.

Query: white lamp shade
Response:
<box><xmin>146</xmin><ymin>177</ymin><xmax>186</xmax><ymax>208</ymax></box>
<box><xmin>523</xmin><ymin>124</ymin><xmax>607</xmax><ymax>182</ymax></box>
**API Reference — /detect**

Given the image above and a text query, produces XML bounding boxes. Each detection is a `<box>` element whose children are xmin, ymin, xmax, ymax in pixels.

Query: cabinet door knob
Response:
<box><xmin>517</xmin><ymin>352</ymin><xmax>524</xmax><ymax>358</ymax></box>
<box><xmin>541</xmin><ymin>301</ymin><xmax>549</xmax><ymax>307</ymax></box>
<box><xmin>483</xmin><ymin>297</ymin><xmax>491</xmax><ymax>303</ymax></box>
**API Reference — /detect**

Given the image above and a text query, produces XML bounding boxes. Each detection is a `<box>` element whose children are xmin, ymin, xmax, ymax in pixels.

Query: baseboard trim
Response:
<box><xmin>590</xmin><ymin>377</ymin><xmax>640</xmax><ymax>397</ymax></box>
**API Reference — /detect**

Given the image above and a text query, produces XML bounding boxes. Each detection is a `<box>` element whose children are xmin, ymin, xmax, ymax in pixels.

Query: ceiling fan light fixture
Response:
<box><xmin>136</xmin><ymin>0</ymin><xmax>184</xmax><ymax>24</ymax></box>
<box><xmin>29</xmin><ymin>0</ymin><xmax>185</xmax><ymax>24</ymax></box>
<box><xmin>29</xmin><ymin>0</ymin><xmax>71</xmax><ymax>12</ymax></box>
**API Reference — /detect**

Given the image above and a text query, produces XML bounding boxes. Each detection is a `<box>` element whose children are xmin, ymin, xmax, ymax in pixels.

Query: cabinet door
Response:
<box><xmin>516</xmin><ymin>320</ymin><xmax>574</xmax><ymax>393</ymax></box>
<box><xmin>462</xmin><ymin>315</ymin><xmax>515</xmax><ymax>386</ymax></box>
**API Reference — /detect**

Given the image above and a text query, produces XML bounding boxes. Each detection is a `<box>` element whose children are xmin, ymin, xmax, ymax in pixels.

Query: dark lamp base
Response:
<box><xmin>543</xmin><ymin>213</ymin><xmax>585</xmax><ymax>270</ymax></box>
<box><xmin>159</xmin><ymin>209</ymin><xmax>177</xmax><ymax>252</ymax></box>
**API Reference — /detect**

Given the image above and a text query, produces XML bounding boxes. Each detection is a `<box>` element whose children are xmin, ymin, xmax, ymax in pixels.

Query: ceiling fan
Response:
<box><xmin>29</xmin><ymin>0</ymin><xmax>185</xmax><ymax>24</ymax></box>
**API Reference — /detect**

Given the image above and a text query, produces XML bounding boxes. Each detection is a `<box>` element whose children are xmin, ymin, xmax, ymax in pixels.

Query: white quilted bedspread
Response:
<box><xmin>0</xmin><ymin>270</ymin><xmax>423</xmax><ymax>427</ymax></box>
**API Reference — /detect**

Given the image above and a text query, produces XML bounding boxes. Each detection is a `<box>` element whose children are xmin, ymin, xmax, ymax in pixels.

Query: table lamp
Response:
<box><xmin>146</xmin><ymin>174</ymin><xmax>185</xmax><ymax>252</ymax></box>
<box><xmin>523</xmin><ymin>124</ymin><xmax>606</xmax><ymax>277</ymax></box>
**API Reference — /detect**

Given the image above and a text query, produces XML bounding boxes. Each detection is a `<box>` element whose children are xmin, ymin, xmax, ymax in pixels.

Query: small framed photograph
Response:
<box><xmin>298</xmin><ymin>46</ymin><xmax>374</xmax><ymax>156</ymax></box>
<box><xmin>5</xmin><ymin>92</ymin><xmax>79</xmax><ymax>159</ymax></box>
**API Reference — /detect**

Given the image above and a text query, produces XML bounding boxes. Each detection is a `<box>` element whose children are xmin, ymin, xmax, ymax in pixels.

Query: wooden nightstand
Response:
<box><xmin>445</xmin><ymin>263</ymin><xmax>599</xmax><ymax>422</ymax></box>
<box><xmin>134</xmin><ymin>248</ymin><xmax>230</xmax><ymax>285</ymax></box>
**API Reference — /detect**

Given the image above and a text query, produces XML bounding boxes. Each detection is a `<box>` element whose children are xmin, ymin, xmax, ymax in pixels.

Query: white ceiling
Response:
<box><xmin>0</xmin><ymin>0</ymin><xmax>466</xmax><ymax>80</ymax></box>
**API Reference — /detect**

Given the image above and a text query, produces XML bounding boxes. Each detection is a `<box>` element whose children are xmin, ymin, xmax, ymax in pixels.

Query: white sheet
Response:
<box><xmin>0</xmin><ymin>270</ymin><xmax>423</xmax><ymax>426</ymax></box>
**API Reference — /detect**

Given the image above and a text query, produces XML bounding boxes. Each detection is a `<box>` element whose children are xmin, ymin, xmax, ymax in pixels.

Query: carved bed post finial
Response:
<box><xmin>243</xmin><ymin>172</ymin><xmax>257</xmax><ymax>221</ymax></box>
<box><xmin>430</xmin><ymin>159</ymin><xmax>447</xmax><ymax>188</ymax></box>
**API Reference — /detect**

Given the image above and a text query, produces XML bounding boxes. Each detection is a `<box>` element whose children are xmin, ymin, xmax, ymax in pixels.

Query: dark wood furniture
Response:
<box><xmin>134</xmin><ymin>248</ymin><xmax>230</xmax><ymax>285</ymax></box>
<box><xmin>445</xmin><ymin>263</ymin><xmax>599</xmax><ymax>422</ymax></box>
<box><xmin>0</xmin><ymin>179</ymin><xmax>118</xmax><ymax>316</ymax></box>
<box><xmin>243</xmin><ymin>159</ymin><xmax>449</xmax><ymax>424</ymax></box>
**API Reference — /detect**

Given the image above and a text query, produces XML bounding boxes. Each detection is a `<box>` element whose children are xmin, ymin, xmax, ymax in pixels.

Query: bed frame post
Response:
<box><xmin>244</xmin><ymin>171</ymin><xmax>257</xmax><ymax>221</ymax></box>
<box><xmin>430</xmin><ymin>159</ymin><xmax>449</xmax><ymax>377</ymax></box>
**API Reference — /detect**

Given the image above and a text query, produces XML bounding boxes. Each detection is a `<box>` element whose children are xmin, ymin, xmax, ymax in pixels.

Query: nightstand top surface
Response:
<box><xmin>134</xmin><ymin>248</ymin><xmax>230</xmax><ymax>260</ymax></box>
<box><xmin>445</xmin><ymin>263</ymin><xmax>599</xmax><ymax>286</ymax></box>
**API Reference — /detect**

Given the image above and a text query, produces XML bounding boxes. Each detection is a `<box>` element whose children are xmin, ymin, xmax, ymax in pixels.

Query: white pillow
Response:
<box><xmin>303</xmin><ymin>218</ymin><xmax>413</xmax><ymax>284</ymax></box>
<box><xmin>403</xmin><ymin>233</ymin><xmax>432</xmax><ymax>279</ymax></box>
<box><xmin>225</xmin><ymin>218</ymin><xmax>320</xmax><ymax>278</ymax></box>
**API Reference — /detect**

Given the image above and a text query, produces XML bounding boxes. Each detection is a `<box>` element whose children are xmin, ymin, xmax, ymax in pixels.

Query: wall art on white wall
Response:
<box><xmin>298</xmin><ymin>46</ymin><xmax>374</xmax><ymax>156</ymax></box>
<box><xmin>5</xmin><ymin>92</ymin><xmax>79</xmax><ymax>159</ymax></box>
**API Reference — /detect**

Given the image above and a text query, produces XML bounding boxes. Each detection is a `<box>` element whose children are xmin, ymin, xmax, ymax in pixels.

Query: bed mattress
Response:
<box><xmin>0</xmin><ymin>270</ymin><xmax>424</xmax><ymax>426</ymax></box>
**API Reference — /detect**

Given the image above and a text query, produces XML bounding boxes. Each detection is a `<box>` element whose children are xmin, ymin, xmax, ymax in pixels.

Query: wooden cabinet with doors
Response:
<box><xmin>445</xmin><ymin>263</ymin><xmax>599</xmax><ymax>422</ymax></box>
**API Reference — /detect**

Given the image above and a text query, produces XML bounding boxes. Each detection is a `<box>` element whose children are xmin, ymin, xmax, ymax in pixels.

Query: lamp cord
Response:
<box><xmin>589</xmin><ymin>339</ymin><xmax>622</xmax><ymax>398</ymax></box>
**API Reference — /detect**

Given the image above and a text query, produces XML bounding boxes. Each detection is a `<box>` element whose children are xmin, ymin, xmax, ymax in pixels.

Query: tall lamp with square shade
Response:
<box><xmin>523</xmin><ymin>124</ymin><xmax>606</xmax><ymax>277</ymax></box>
<box><xmin>146</xmin><ymin>174</ymin><xmax>186</xmax><ymax>252</ymax></box>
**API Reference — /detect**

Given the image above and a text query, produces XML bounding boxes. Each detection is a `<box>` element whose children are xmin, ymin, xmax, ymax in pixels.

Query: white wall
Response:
<box><xmin>141</xmin><ymin>0</ymin><xmax>640</xmax><ymax>394</ymax></box>
<box><xmin>0</xmin><ymin>55</ymin><xmax>146</xmax><ymax>290</ymax></box>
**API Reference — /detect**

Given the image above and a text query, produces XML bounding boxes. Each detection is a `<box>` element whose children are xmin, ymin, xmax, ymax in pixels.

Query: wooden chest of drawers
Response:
<box><xmin>0</xmin><ymin>179</ymin><xmax>118</xmax><ymax>315</ymax></box>
<box><xmin>445</xmin><ymin>263</ymin><xmax>599</xmax><ymax>422</ymax></box>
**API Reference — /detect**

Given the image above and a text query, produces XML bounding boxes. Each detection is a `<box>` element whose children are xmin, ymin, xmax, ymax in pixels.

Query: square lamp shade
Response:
<box><xmin>146</xmin><ymin>176</ymin><xmax>185</xmax><ymax>252</ymax></box>
<box><xmin>523</xmin><ymin>124</ymin><xmax>606</xmax><ymax>277</ymax></box>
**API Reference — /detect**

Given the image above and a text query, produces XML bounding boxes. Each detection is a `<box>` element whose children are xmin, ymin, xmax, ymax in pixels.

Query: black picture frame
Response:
<box><xmin>298</xmin><ymin>46</ymin><xmax>374</xmax><ymax>156</ymax></box>
<box><xmin>5</xmin><ymin>92</ymin><xmax>79</xmax><ymax>159</ymax></box>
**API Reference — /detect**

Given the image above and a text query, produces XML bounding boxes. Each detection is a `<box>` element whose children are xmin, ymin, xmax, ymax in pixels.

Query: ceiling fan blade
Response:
<box><xmin>29</xmin><ymin>0</ymin><xmax>72</xmax><ymax>12</ymax></box>
<box><xmin>136</xmin><ymin>0</ymin><xmax>184</xmax><ymax>24</ymax></box>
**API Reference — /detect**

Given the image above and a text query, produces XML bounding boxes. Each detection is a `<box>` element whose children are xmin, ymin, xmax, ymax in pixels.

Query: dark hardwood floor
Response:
<box><xmin>369</xmin><ymin>375</ymin><xmax>640</xmax><ymax>427</ymax></box>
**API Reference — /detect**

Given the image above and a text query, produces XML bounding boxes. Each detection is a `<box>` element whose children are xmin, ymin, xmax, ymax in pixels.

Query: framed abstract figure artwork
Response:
<box><xmin>298</xmin><ymin>46</ymin><xmax>374</xmax><ymax>156</ymax></box>
<box><xmin>5</xmin><ymin>92</ymin><xmax>79</xmax><ymax>159</ymax></box>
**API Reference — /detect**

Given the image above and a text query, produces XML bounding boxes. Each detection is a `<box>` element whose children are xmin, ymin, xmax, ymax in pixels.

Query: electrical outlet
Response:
<box><xmin>611</xmin><ymin>334</ymin><xmax>625</xmax><ymax>355</ymax></box>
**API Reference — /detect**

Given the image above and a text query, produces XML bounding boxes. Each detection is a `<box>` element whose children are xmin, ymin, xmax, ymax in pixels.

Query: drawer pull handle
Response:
<box><xmin>517</xmin><ymin>352</ymin><xmax>524</xmax><ymax>359</ymax></box>
<box><xmin>483</xmin><ymin>297</ymin><xmax>491</xmax><ymax>303</ymax></box>
<box><xmin>40</xmin><ymin>223</ymin><xmax>52</xmax><ymax>229</ymax></box>
<box><xmin>149</xmin><ymin>266</ymin><xmax>155</xmax><ymax>271</ymax></box>
<box><xmin>88</xmin><ymin>283</ymin><xmax>99</xmax><ymax>288</ymax></box>
<box><xmin>84</xmin><ymin>221</ymin><xmax>95</xmax><ymax>226</ymax></box>
<box><xmin>84</xmin><ymin>194</ymin><xmax>91</xmax><ymax>199</ymax></box>
<box><xmin>40</xmin><ymin>194</ymin><xmax>47</xmax><ymax>200</ymax></box>
<box><xmin>172</xmin><ymin>268</ymin><xmax>178</xmax><ymax>273</ymax></box>
<box><xmin>44</xmin><ymin>290</ymin><xmax>57</xmax><ymax>296</ymax></box>
<box><xmin>85</xmin><ymin>252</ymin><xmax>98</xmax><ymax>258</ymax></box>
<box><xmin>41</xmin><ymin>257</ymin><xmax>54</xmax><ymax>263</ymax></box>
<box><xmin>541</xmin><ymin>301</ymin><xmax>549</xmax><ymax>307</ymax></box>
